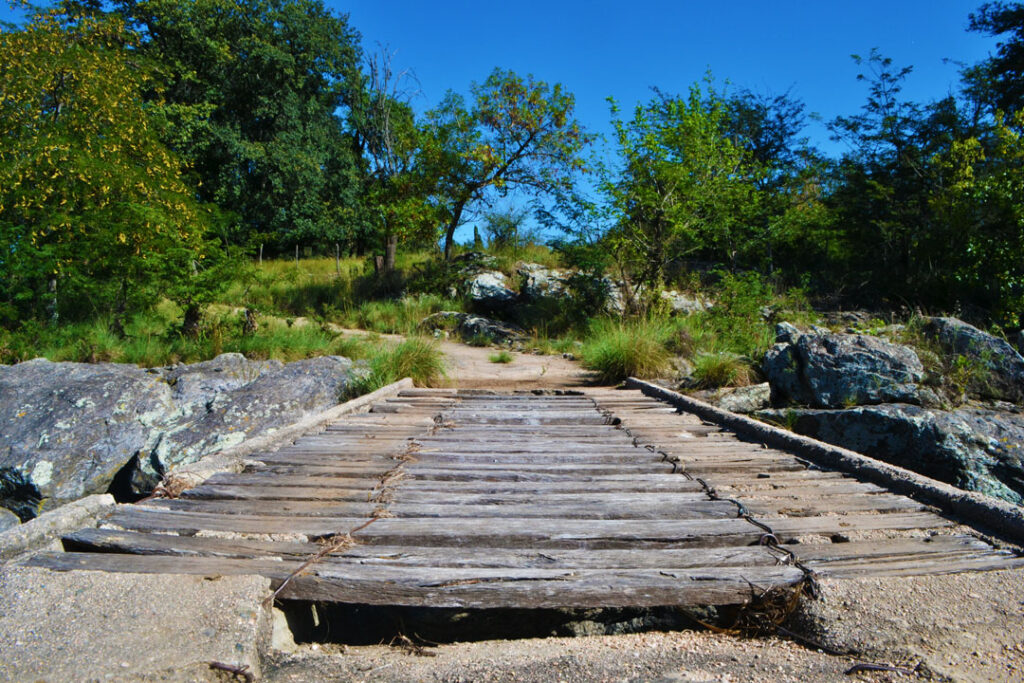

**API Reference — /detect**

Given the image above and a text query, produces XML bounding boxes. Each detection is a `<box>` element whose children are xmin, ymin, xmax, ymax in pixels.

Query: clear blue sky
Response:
<box><xmin>339</xmin><ymin>0</ymin><xmax>997</xmax><ymax>158</ymax></box>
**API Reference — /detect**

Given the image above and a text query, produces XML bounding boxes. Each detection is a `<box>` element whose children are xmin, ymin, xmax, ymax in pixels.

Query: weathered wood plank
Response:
<box><xmin>152</xmin><ymin>497</ymin><xmax>741</xmax><ymax>520</ymax></box>
<box><xmin>26</xmin><ymin>551</ymin><xmax>805</xmax><ymax>608</ymax></box>
<box><xmin>105</xmin><ymin>508</ymin><xmax>767</xmax><ymax>548</ymax></box>
<box><xmin>202</xmin><ymin>474</ymin><xmax>706</xmax><ymax>494</ymax></box>
<box><xmin>62</xmin><ymin>529</ymin><xmax>781</xmax><ymax>568</ymax></box>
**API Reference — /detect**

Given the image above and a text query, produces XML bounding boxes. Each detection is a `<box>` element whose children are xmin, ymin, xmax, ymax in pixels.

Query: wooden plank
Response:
<box><xmin>767</xmin><ymin>512</ymin><xmax>953</xmax><ymax>535</ymax></box>
<box><xmin>202</xmin><ymin>474</ymin><xmax>706</xmax><ymax>494</ymax></box>
<box><xmin>183</xmin><ymin>485</ymin><xmax>713</xmax><ymax>504</ymax></box>
<box><xmin>105</xmin><ymin>508</ymin><xmax>767</xmax><ymax>548</ymax></box>
<box><xmin>152</xmin><ymin>497</ymin><xmax>741</xmax><ymax>521</ymax></box>
<box><xmin>742</xmin><ymin>493</ymin><xmax>925</xmax><ymax>516</ymax></box>
<box><xmin>254</xmin><ymin>465</ymin><xmax>675</xmax><ymax>481</ymax></box>
<box><xmin>26</xmin><ymin>551</ymin><xmax>805</xmax><ymax>608</ymax></box>
<box><xmin>62</xmin><ymin>529</ymin><xmax>783</xmax><ymax>569</ymax></box>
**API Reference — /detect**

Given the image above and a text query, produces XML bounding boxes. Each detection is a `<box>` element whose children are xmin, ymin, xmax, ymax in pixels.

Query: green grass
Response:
<box><xmin>489</xmin><ymin>350</ymin><xmax>514</xmax><ymax>364</ymax></box>
<box><xmin>691</xmin><ymin>351</ymin><xmax>759</xmax><ymax>389</ymax></box>
<box><xmin>348</xmin><ymin>337</ymin><xmax>448</xmax><ymax>395</ymax></box>
<box><xmin>580</xmin><ymin>318</ymin><xmax>673</xmax><ymax>384</ymax></box>
<box><xmin>345</xmin><ymin>294</ymin><xmax>459</xmax><ymax>335</ymax></box>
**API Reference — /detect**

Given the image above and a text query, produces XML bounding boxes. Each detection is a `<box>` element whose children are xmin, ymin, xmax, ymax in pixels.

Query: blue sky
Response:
<box><xmin>340</xmin><ymin>0</ymin><xmax>997</xmax><ymax>158</ymax></box>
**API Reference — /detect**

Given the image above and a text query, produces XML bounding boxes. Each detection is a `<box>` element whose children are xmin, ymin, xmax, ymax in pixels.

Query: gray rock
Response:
<box><xmin>762</xmin><ymin>327</ymin><xmax>924</xmax><ymax>408</ymax></box>
<box><xmin>0</xmin><ymin>359</ymin><xmax>173</xmax><ymax>515</ymax></box>
<box><xmin>419</xmin><ymin>311</ymin><xmax>527</xmax><ymax>345</ymax></box>
<box><xmin>603</xmin><ymin>278</ymin><xmax>629</xmax><ymax>315</ymax></box>
<box><xmin>922</xmin><ymin>317</ymin><xmax>1024</xmax><ymax>404</ymax></box>
<box><xmin>128</xmin><ymin>355</ymin><xmax>354</xmax><ymax>493</ymax></box>
<box><xmin>463</xmin><ymin>270</ymin><xmax>517</xmax><ymax>311</ymax></box>
<box><xmin>0</xmin><ymin>355</ymin><xmax>355</xmax><ymax>514</ymax></box>
<box><xmin>660</xmin><ymin>290</ymin><xmax>710</xmax><ymax>315</ymax></box>
<box><xmin>695</xmin><ymin>383</ymin><xmax>771</xmax><ymax>414</ymax></box>
<box><xmin>755</xmin><ymin>403</ymin><xmax>1024</xmax><ymax>505</ymax></box>
<box><xmin>0</xmin><ymin>507</ymin><xmax>19</xmax><ymax>532</ymax></box>
<box><xmin>774</xmin><ymin>322</ymin><xmax>802</xmax><ymax>344</ymax></box>
<box><xmin>518</xmin><ymin>263</ymin><xmax>571</xmax><ymax>300</ymax></box>
<box><xmin>156</xmin><ymin>352</ymin><xmax>282</xmax><ymax>411</ymax></box>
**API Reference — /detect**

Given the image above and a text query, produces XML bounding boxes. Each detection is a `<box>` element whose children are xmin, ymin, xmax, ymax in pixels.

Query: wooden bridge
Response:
<box><xmin>29</xmin><ymin>388</ymin><xmax>1024</xmax><ymax>609</ymax></box>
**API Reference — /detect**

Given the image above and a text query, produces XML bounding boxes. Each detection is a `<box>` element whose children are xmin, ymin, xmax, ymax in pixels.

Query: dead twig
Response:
<box><xmin>389</xmin><ymin>633</ymin><xmax>437</xmax><ymax>657</ymax></box>
<box><xmin>208</xmin><ymin>661</ymin><xmax>254</xmax><ymax>682</ymax></box>
<box><xmin>845</xmin><ymin>661</ymin><xmax>919</xmax><ymax>676</ymax></box>
<box><xmin>265</xmin><ymin>517</ymin><xmax>378</xmax><ymax>606</ymax></box>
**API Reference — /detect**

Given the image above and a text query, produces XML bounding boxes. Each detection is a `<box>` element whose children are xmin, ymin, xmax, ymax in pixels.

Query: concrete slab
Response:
<box><xmin>0</xmin><ymin>566</ymin><xmax>271</xmax><ymax>682</ymax></box>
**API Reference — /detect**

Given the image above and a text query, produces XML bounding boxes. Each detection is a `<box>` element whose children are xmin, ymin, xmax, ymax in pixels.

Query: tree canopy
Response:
<box><xmin>0</xmin><ymin>10</ymin><xmax>216</xmax><ymax>326</ymax></box>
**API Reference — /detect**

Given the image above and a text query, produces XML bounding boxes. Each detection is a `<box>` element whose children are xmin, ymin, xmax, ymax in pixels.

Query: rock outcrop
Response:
<box><xmin>922</xmin><ymin>316</ymin><xmax>1024</xmax><ymax>404</ymax></box>
<box><xmin>419</xmin><ymin>311</ymin><xmax>527</xmax><ymax>345</ymax></box>
<box><xmin>463</xmin><ymin>270</ymin><xmax>517</xmax><ymax>311</ymax></box>
<box><xmin>762</xmin><ymin>324</ymin><xmax>925</xmax><ymax>408</ymax></box>
<box><xmin>0</xmin><ymin>354</ymin><xmax>355</xmax><ymax>520</ymax></box>
<box><xmin>755</xmin><ymin>403</ymin><xmax>1024</xmax><ymax>505</ymax></box>
<box><xmin>517</xmin><ymin>264</ymin><xmax>571</xmax><ymax>300</ymax></box>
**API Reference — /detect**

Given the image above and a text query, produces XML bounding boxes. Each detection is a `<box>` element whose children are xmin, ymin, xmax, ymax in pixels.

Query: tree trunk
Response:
<box><xmin>46</xmin><ymin>277</ymin><xmax>58</xmax><ymax>326</ymax></box>
<box><xmin>383</xmin><ymin>232</ymin><xmax>398</xmax><ymax>273</ymax></box>
<box><xmin>443</xmin><ymin>200</ymin><xmax>467</xmax><ymax>261</ymax></box>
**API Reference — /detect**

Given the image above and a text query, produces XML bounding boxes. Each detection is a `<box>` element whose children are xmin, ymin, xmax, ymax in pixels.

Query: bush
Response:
<box><xmin>581</xmin><ymin>318</ymin><xmax>672</xmax><ymax>383</ymax></box>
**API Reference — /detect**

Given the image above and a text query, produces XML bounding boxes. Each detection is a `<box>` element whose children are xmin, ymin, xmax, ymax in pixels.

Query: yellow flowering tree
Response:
<box><xmin>0</xmin><ymin>10</ymin><xmax>217</xmax><ymax>328</ymax></box>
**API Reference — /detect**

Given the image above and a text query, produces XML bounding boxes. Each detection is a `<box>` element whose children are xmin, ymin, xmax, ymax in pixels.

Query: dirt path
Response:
<box><xmin>335</xmin><ymin>328</ymin><xmax>596</xmax><ymax>389</ymax></box>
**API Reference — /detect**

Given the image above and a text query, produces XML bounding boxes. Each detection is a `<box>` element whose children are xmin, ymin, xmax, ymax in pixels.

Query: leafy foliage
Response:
<box><xmin>0</xmin><ymin>10</ymin><xmax>218</xmax><ymax>327</ymax></box>
<box><xmin>115</xmin><ymin>0</ymin><xmax>365</xmax><ymax>251</ymax></box>
<box><xmin>424</xmin><ymin>69</ymin><xmax>592</xmax><ymax>259</ymax></box>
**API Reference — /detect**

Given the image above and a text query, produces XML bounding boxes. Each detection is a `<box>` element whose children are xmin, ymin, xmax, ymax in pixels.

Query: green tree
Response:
<box><xmin>966</xmin><ymin>2</ymin><xmax>1024</xmax><ymax>117</ymax></box>
<box><xmin>0</xmin><ymin>9</ymin><xmax>216</xmax><ymax>328</ymax></box>
<box><xmin>604</xmin><ymin>80</ymin><xmax>761</xmax><ymax>310</ymax></box>
<box><xmin>424</xmin><ymin>69</ymin><xmax>591</xmax><ymax>260</ymax></box>
<box><xmin>351</xmin><ymin>48</ymin><xmax>437</xmax><ymax>274</ymax></box>
<box><xmin>115</xmin><ymin>0</ymin><xmax>365</xmax><ymax>251</ymax></box>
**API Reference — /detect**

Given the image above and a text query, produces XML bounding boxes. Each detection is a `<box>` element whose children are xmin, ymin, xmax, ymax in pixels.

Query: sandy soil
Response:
<box><xmin>335</xmin><ymin>328</ymin><xmax>597</xmax><ymax>389</ymax></box>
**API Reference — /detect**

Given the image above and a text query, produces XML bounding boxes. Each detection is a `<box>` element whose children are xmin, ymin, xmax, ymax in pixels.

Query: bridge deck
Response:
<box><xmin>29</xmin><ymin>389</ymin><xmax>1024</xmax><ymax>608</ymax></box>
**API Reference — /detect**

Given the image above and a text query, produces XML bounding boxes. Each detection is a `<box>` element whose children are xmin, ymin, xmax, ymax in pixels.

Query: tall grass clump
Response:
<box><xmin>349</xmin><ymin>337</ymin><xmax>447</xmax><ymax>395</ymax></box>
<box><xmin>691</xmin><ymin>351</ymin><xmax>759</xmax><ymax>388</ymax></box>
<box><xmin>581</xmin><ymin>318</ymin><xmax>672</xmax><ymax>384</ymax></box>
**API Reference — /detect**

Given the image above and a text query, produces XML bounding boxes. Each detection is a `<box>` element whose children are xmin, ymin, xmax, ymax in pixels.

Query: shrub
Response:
<box><xmin>581</xmin><ymin>318</ymin><xmax>672</xmax><ymax>383</ymax></box>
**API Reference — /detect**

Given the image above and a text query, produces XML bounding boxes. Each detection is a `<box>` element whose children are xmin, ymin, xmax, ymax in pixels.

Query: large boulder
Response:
<box><xmin>462</xmin><ymin>270</ymin><xmax>517</xmax><ymax>312</ymax></box>
<box><xmin>762</xmin><ymin>325</ymin><xmax>925</xmax><ymax>408</ymax></box>
<box><xmin>0</xmin><ymin>359</ymin><xmax>173</xmax><ymax>516</ymax></box>
<box><xmin>419</xmin><ymin>311</ymin><xmax>527</xmax><ymax>345</ymax></box>
<box><xmin>922</xmin><ymin>317</ymin><xmax>1024</xmax><ymax>404</ymax></box>
<box><xmin>127</xmin><ymin>355</ymin><xmax>355</xmax><ymax>493</ymax></box>
<box><xmin>755</xmin><ymin>404</ymin><xmax>1024</xmax><ymax>505</ymax></box>
<box><xmin>0</xmin><ymin>354</ymin><xmax>355</xmax><ymax>518</ymax></box>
